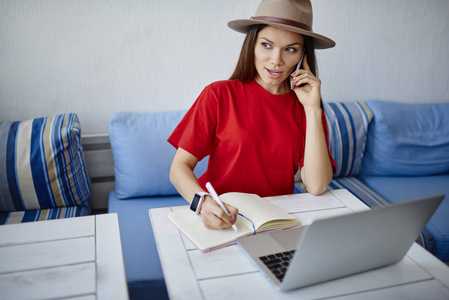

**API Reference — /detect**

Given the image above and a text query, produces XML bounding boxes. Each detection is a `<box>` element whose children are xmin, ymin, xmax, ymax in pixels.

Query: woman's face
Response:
<box><xmin>253</xmin><ymin>26</ymin><xmax>304</xmax><ymax>95</ymax></box>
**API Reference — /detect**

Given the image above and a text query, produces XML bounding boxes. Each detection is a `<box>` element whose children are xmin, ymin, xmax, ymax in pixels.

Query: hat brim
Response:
<box><xmin>228</xmin><ymin>19</ymin><xmax>335</xmax><ymax>49</ymax></box>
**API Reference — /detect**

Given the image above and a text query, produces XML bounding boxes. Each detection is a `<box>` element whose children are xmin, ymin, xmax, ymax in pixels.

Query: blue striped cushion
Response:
<box><xmin>328</xmin><ymin>177</ymin><xmax>389</xmax><ymax>208</ymax></box>
<box><xmin>0</xmin><ymin>206</ymin><xmax>91</xmax><ymax>225</ymax></box>
<box><xmin>323</xmin><ymin>102</ymin><xmax>373</xmax><ymax>178</ymax></box>
<box><xmin>0</xmin><ymin>113</ymin><xmax>91</xmax><ymax>212</ymax></box>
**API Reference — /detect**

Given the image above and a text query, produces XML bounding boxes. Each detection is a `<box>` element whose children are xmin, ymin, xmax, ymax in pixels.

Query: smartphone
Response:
<box><xmin>291</xmin><ymin>47</ymin><xmax>307</xmax><ymax>89</ymax></box>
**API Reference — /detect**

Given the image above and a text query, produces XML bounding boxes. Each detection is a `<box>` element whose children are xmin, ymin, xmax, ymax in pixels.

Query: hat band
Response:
<box><xmin>252</xmin><ymin>16</ymin><xmax>312</xmax><ymax>32</ymax></box>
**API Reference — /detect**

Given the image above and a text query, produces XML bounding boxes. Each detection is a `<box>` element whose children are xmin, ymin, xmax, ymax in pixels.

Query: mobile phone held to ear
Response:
<box><xmin>291</xmin><ymin>46</ymin><xmax>306</xmax><ymax>90</ymax></box>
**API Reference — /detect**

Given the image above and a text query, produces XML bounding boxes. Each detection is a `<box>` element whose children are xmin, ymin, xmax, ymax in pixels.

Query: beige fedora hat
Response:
<box><xmin>228</xmin><ymin>0</ymin><xmax>335</xmax><ymax>49</ymax></box>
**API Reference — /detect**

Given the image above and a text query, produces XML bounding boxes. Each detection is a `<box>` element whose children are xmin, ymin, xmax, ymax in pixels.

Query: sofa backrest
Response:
<box><xmin>109</xmin><ymin>103</ymin><xmax>374</xmax><ymax>199</ymax></box>
<box><xmin>361</xmin><ymin>100</ymin><xmax>449</xmax><ymax>176</ymax></box>
<box><xmin>108</xmin><ymin>100</ymin><xmax>449</xmax><ymax>199</ymax></box>
<box><xmin>109</xmin><ymin>110</ymin><xmax>208</xmax><ymax>199</ymax></box>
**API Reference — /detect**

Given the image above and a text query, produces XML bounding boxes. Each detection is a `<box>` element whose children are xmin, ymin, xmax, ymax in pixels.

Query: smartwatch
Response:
<box><xmin>190</xmin><ymin>192</ymin><xmax>210</xmax><ymax>215</ymax></box>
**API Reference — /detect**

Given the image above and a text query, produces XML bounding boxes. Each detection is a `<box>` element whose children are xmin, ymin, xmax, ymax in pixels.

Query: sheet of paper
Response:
<box><xmin>265</xmin><ymin>191</ymin><xmax>346</xmax><ymax>214</ymax></box>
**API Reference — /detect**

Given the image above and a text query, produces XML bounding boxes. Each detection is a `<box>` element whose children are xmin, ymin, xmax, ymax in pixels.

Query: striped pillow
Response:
<box><xmin>0</xmin><ymin>206</ymin><xmax>91</xmax><ymax>225</ymax></box>
<box><xmin>324</xmin><ymin>102</ymin><xmax>373</xmax><ymax>178</ymax></box>
<box><xmin>0</xmin><ymin>113</ymin><xmax>91</xmax><ymax>212</ymax></box>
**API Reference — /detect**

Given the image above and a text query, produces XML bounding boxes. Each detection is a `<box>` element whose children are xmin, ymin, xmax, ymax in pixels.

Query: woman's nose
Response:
<box><xmin>270</xmin><ymin>50</ymin><xmax>283</xmax><ymax>66</ymax></box>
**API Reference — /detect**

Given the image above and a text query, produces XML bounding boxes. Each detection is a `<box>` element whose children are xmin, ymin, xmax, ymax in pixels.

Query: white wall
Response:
<box><xmin>313</xmin><ymin>0</ymin><xmax>449</xmax><ymax>104</ymax></box>
<box><xmin>1</xmin><ymin>0</ymin><xmax>448</xmax><ymax>134</ymax></box>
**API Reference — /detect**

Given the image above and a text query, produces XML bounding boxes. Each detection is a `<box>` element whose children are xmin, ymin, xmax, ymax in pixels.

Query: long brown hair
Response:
<box><xmin>229</xmin><ymin>25</ymin><xmax>319</xmax><ymax>83</ymax></box>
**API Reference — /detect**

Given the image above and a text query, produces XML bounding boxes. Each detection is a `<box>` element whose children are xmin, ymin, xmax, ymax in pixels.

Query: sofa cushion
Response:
<box><xmin>0</xmin><ymin>113</ymin><xmax>91</xmax><ymax>212</ymax></box>
<box><xmin>323</xmin><ymin>102</ymin><xmax>373</xmax><ymax>178</ymax></box>
<box><xmin>107</xmin><ymin>190</ymin><xmax>186</xmax><ymax>296</ymax></box>
<box><xmin>362</xmin><ymin>101</ymin><xmax>449</xmax><ymax>176</ymax></box>
<box><xmin>327</xmin><ymin>177</ymin><xmax>390</xmax><ymax>208</ymax></box>
<box><xmin>357</xmin><ymin>174</ymin><xmax>449</xmax><ymax>262</ymax></box>
<box><xmin>109</xmin><ymin>111</ymin><xmax>208</xmax><ymax>199</ymax></box>
<box><xmin>0</xmin><ymin>205</ymin><xmax>92</xmax><ymax>225</ymax></box>
<box><xmin>326</xmin><ymin>177</ymin><xmax>438</xmax><ymax>260</ymax></box>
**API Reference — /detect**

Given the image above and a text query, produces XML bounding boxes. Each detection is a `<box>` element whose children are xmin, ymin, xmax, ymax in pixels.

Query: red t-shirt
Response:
<box><xmin>168</xmin><ymin>79</ymin><xmax>336</xmax><ymax>197</ymax></box>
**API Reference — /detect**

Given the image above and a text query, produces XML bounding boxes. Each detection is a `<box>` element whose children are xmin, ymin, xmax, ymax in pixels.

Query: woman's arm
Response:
<box><xmin>291</xmin><ymin>54</ymin><xmax>333</xmax><ymax>195</ymax></box>
<box><xmin>169</xmin><ymin>147</ymin><xmax>238</xmax><ymax>229</ymax></box>
<box><xmin>300</xmin><ymin>106</ymin><xmax>333</xmax><ymax>195</ymax></box>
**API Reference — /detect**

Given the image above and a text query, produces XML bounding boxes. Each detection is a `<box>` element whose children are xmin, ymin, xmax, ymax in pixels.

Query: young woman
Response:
<box><xmin>168</xmin><ymin>0</ymin><xmax>337</xmax><ymax>230</ymax></box>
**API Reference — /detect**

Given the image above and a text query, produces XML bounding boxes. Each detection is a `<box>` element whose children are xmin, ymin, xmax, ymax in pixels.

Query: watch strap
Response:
<box><xmin>190</xmin><ymin>192</ymin><xmax>210</xmax><ymax>214</ymax></box>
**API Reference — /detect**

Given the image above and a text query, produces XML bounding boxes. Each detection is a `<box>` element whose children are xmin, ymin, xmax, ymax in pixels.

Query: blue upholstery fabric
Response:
<box><xmin>109</xmin><ymin>111</ymin><xmax>208</xmax><ymax>199</ymax></box>
<box><xmin>0</xmin><ymin>113</ymin><xmax>91</xmax><ymax>213</ymax></box>
<box><xmin>326</xmin><ymin>178</ymin><xmax>438</xmax><ymax>258</ymax></box>
<box><xmin>362</xmin><ymin>101</ymin><xmax>449</xmax><ymax>176</ymax></box>
<box><xmin>108</xmin><ymin>190</ymin><xmax>186</xmax><ymax>299</ymax></box>
<box><xmin>0</xmin><ymin>205</ymin><xmax>92</xmax><ymax>225</ymax></box>
<box><xmin>357</xmin><ymin>174</ymin><xmax>449</xmax><ymax>261</ymax></box>
<box><xmin>328</xmin><ymin>177</ymin><xmax>389</xmax><ymax>208</ymax></box>
<box><xmin>323</xmin><ymin>102</ymin><xmax>373</xmax><ymax>178</ymax></box>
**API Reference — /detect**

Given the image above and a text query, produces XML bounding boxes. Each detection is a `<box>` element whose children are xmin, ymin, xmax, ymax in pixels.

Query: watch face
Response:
<box><xmin>190</xmin><ymin>194</ymin><xmax>201</xmax><ymax>212</ymax></box>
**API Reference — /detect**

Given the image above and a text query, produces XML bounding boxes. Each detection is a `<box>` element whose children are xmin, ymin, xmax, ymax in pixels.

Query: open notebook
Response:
<box><xmin>166</xmin><ymin>192</ymin><xmax>299</xmax><ymax>252</ymax></box>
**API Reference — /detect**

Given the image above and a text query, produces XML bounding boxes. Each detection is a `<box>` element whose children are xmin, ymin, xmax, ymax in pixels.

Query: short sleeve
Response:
<box><xmin>167</xmin><ymin>84</ymin><xmax>219</xmax><ymax>161</ymax></box>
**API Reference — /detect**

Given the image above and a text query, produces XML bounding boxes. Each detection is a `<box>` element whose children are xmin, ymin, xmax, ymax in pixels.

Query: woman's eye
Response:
<box><xmin>261</xmin><ymin>43</ymin><xmax>272</xmax><ymax>49</ymax></box>
<box><xmin>286</xmin><ymin>47</ymin><xmax>298</xmax><ymax>53</ymax></box>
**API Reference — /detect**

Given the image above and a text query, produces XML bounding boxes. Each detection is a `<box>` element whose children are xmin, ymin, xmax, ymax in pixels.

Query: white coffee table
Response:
<box><xmin>150</xmin><ymin>189</ymin><xmax>449</xmax><ymax>300</ymax></box>
<box><xmin>0</xmin><ymin>213</ymin><xmax>129</xmax><ymax>300</ymax></box>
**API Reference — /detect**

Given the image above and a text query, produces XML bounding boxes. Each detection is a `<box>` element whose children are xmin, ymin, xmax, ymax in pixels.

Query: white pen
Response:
<box><xmin>205</xmin><ymin>182</ymin><xmax>238</xmax><ymax>231</ymax></box>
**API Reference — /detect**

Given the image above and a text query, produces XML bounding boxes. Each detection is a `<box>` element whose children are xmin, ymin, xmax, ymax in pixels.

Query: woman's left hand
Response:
<box><xmin>290</xmin><ymin>54</ymin><xmax>321</xmax><ymax>109</ymax></box>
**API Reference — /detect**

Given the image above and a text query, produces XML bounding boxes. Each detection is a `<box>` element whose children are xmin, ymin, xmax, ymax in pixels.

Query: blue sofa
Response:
<box><xmin>107</xmin><ymin>100</ymin><xmax>449</xmax><ymax>299</ymax></box>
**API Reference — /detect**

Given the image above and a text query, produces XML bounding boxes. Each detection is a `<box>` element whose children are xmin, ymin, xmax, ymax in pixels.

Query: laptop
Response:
<box><xmin>236</xmin><ymin>194</ymin><xmax>444</xmax><ymax>291</ymax></box>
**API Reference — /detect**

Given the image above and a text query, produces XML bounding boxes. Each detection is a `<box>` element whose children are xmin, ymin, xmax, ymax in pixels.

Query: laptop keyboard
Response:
<box><xmin>259</xmin><ymin>250</ymin><xmax>296</xmax><ymax>282</ymax></box>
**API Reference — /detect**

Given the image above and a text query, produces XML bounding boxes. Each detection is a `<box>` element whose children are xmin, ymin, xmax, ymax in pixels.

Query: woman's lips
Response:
<box><xmin>265</xmin><ymin>68</ymin><xmax>283</xmax><ymax>79</ymax></box>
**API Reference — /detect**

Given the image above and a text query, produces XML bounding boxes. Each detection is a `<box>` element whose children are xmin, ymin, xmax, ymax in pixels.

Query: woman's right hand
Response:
<box><xmin>169</xmin><ymin>147</ymin><xmax>238</xmax><ymax>230</ymax></box>
<box><xmin>200</xmin><ymin>196</ymin><xmax>238</xmax><ymax>230</ymax></box>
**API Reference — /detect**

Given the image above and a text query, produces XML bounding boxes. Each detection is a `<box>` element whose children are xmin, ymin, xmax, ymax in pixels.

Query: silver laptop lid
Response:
<box><xmin>238</xmin><ymin>194</ymin><xmax>444</xmax><ymax>291</ymax></box>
